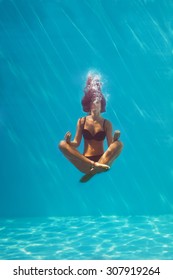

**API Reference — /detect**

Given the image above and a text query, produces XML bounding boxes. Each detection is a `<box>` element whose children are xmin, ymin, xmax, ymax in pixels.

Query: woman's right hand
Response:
<box><xmin>65</xmin><ymin>131</ymin><xmax>71</xmax><ymax>144</ymax></box>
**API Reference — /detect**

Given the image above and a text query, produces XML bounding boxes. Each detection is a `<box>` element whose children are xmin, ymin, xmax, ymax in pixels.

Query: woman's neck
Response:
<box><xmin>90</xmin><ymin>111</ymin><xmax>101</xmax><ymax>121</ymax></box>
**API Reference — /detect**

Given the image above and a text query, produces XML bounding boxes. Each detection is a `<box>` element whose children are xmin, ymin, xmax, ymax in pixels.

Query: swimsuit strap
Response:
<box><xmin>103</xmin><ymin>119</ymin><xmax>106</xmax><ymax>131</ymax></box>
<box><xmin>81</xmin><ymin>117</ymin><xmax>106</xmax><ymax>131</ymax></box>
<box><xmin>83</xmin><ymin>116</ymin><xmax>86</xmax><ymax>127</ymax></box>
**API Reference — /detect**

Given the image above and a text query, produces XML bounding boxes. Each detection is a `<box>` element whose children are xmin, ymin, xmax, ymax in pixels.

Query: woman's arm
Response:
<box><xmin>105</xmin><ymin>120</ymin><xmax>121</xmax><ymax>146</ymax></box>
<box><xmin>65</xmin><ymin>118</ymin><xmax>83</xmax><ymax>148</ymax></box>
<box><xmin>105</xmin><ymin>120</ymin><xmax>113</xmax><ymax>147</ymax></box>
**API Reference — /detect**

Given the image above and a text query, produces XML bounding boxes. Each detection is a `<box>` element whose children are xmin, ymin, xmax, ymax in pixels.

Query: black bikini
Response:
<box><xmin>81</xmin><ymin>117</ymin><xmax>106</xmax><ymax>162</ymax></box>
<box><xmin>82</xmin><ymin>117</ymin><xmax>106</xmax><ymax>141</ymax></box>
<box><xmin>85</xmin><ymin>154</ymin><xmax>103</xmax><ymax>162</ymax></box>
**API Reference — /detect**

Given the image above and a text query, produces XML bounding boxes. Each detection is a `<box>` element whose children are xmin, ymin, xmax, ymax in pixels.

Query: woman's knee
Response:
<box><xmin>117</xmin><ymin>140</ymin><xmax>123</xmax><ymax>152</ymax></box>
<box><xmin>58</xmin><ymin>140</ymin><xmax>67</xmax><ymax>151</ymax></box>
<box><xmin>111</xmin><ymin>140</ymin><xmax>123</xmax><ymax>153</ymax></box>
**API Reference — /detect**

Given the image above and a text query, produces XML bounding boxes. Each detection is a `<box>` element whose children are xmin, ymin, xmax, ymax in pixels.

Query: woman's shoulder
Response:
<box><xmin>79</xmin><ymin>116</ymin><xmax>86</xmax><ymax>122</ymax></box>
<box><xmin>103</xmin><ymin>118</ymin><xmax>112</xmax><ymax>129</ymax></box>
<box><xmin>103</xmin><ymin>118</ymin><xmax>111</xmax><ymax>124</ymax></box>
<box><xmin>77</xmin><ymin>116</ymin><xmax>86</xmax><ymax>126</ymax></box>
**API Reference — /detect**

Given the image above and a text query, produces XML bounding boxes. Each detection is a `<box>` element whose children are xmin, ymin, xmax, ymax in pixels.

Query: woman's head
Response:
<box><xmin>81</xmin><ymin>72</ymin><xmax>106</xmax><ymax>113</ymax></box>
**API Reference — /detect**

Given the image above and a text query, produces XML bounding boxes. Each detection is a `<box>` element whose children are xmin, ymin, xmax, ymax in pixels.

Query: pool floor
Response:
<box><xmin>0</xmin><ymin>215</ymin><xmax>173</xmax><ymax>260</ymax></box>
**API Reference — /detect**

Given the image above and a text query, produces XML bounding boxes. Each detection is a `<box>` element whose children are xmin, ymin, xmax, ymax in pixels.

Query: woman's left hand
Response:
<box><xmin>65</xmin><ymin>131</ymin><xmax>72</xmax><ymax>144</ymax></box>
<box><xmin>113</xmin><ymin>130</ymin><xmax>120</xmax><ymax>142</ymax></box>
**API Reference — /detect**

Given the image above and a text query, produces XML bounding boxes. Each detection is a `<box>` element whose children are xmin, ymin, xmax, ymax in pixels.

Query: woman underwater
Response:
<box><xmin>59</xmin><ymin>72</ymin><xmax>123</xmax><ymax>182</ymax></box>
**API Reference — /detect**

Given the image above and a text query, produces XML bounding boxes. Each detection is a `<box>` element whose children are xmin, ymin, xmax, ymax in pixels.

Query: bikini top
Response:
<box><xmin>81</xmin><ymin>117</ymin><xmax>106</xmax><ymax>141</ymax></box>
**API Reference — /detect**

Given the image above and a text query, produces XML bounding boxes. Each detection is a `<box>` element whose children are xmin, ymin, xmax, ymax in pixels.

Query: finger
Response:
<box><xmin>65</xmin><ymin>133</ymin><xmax>69</xmax><ymax>140</ymax></box>
<box><xmin>65</xmin><ymin>131</ymin><xmax>70</xmax><ymax>138</ymax></box>
<box><xmin>67</xmin><ymin>131</ymin><xmax>71</xmax><ymax>137</ymax></box>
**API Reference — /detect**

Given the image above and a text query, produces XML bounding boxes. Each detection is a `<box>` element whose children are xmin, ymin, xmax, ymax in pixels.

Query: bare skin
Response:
<box><xmin>58</xmin><ymin>100</ymin><xmax>123</xmax><ymax>182</ymax></box>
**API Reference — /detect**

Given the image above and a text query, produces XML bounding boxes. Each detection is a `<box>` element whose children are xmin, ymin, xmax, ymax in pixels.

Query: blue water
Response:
<box><xmin>0</xmin><ymin>0</ymin><xmax>173</xmax><ymax>259</ymax></box>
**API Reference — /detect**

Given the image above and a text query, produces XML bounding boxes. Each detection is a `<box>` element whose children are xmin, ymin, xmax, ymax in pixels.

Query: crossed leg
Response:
<box><xmin>98</xmin><ymin>140</ymin><xmax>123</xmax><ymax>166</ymax></box>
<box><xmin>79</xmin><ymin>140</ymin><xmax>123</xmax><ymax>182</ymax></box>
<box><xmin>58</xmin><ymin>139</ymin><xmax>123</xmax><ymax>182</ymax></box>
<box><xmin>58</xmin><ymin>141</ymin><xmax>110</xmax><ymax>174</ymax></box>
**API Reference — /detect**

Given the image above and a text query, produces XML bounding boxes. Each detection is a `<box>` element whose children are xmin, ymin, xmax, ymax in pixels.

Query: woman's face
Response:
<box><xmin>90</xmin><ymin>99</ymin><xmax>101</xmax><ymax>113</ymax></box>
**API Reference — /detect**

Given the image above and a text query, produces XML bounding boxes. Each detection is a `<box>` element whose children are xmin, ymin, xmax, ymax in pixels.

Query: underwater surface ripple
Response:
<box><xmin>0</xmin><ymin>215</ymin><xmax>173</xmax><ymax>260</ymax></box>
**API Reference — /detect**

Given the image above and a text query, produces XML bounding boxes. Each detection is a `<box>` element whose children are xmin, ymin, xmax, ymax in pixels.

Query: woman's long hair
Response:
<box><xmin>81</xmin><ymin>72</ymin><xmax>106</xmax><ymax>113</ymax></box>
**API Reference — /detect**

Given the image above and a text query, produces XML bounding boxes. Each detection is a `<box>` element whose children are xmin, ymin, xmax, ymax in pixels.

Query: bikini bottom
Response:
<box><xmin>85</xmin><ymin>154</ymin><xmax>103</xmax><ymax>162</ymax></box>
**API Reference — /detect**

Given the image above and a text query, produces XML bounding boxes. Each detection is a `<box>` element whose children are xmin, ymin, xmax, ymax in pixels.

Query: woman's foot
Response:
<box><xmin>80</xmin><ymin>162</ymin><xmax>110</xmax><ymax>183</ymax></box>
<box><xmin>90</xmin><ymin>162</ymin><xmax>110</xmax><ymax>174</ymax></box>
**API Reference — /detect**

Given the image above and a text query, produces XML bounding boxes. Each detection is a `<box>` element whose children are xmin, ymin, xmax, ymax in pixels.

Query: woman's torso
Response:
<box><xmin>81</xmin><ymin>115</ymin><xmax>106</xmax><ymax>157</ymax></box>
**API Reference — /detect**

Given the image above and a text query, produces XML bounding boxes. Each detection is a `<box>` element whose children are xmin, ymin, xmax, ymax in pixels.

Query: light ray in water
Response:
<box><xmin>132</xmin><ymin>99</ymin><xmax>146</xmax><ymax>118</ymax></box>
<box><xmin>135</xmin><ymin>0</ymin><xmax>172</xmax><ymax>59</ymax></box>
<box><xmin>28</xmin><ymin>4</ymin><xmax>71</xmax><ymax>76</ymax></box>
<box><xmin>52</xmin><ymin>19</ymin><xmax>80</xmax><ymax>69</ymax></box>
<box><xmin>10</xmin><ymin>1</ymin><xmax>70</xmax><ymax>77</ymax></box>
<box><xmin>84</xmin><ymin>0</ymin><xmax>145</xmax><ymax>98</ymax></box>
<box><xmin>126</xmin><ymin>23</ymin><xmax>147</xmax><ymax>51</ymax></box>
<box><xmin>5</xmin><ymin>2</ymin><xmax>73</xmax><ymax>105</ymax></box>
<box><xmin>61</xmin><ymin>8</ymin><xmax>98</xmax><ymax>55</ymax></box>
